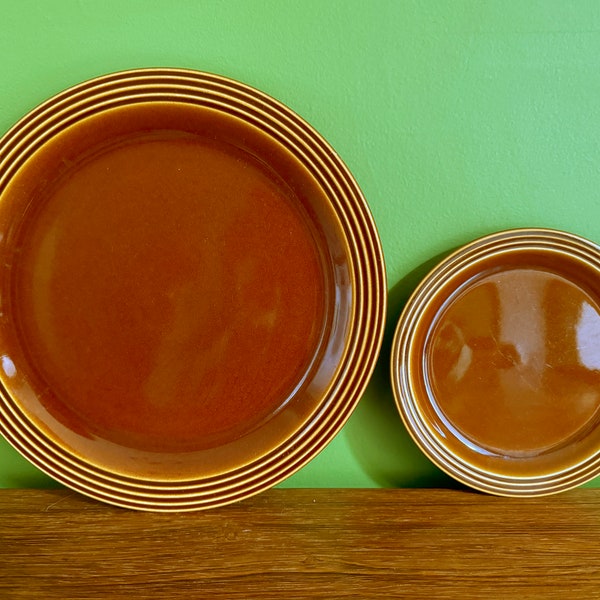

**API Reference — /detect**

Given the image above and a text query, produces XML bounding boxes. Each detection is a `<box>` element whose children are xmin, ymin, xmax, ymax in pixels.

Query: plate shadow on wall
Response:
<box><xmin>0</xmin><ymin>437</ymin><xmax>60</xmax><ymax>489</ymax></box>
<box><xmin>345</xmin><ymin>250</ymin><xmax>464</xmax><ymax>489</ymax></box>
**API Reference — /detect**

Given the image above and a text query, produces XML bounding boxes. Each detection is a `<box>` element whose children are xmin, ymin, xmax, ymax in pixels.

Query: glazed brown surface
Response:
<box><xmin>428</xmin><ymin>267</ymin><xmax>600</xmax><ymax>458</ymax></box>
<box><xmin>10</xmin><ymin>128</ymin><xmax>326</xmax><ymax>452</ymax></box>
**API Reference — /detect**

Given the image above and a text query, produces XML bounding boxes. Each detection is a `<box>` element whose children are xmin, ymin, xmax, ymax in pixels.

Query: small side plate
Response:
<box><xmin>392</xmin><ymin>228</ymin><xmax>600</xmax><ymax>496</ymax></box>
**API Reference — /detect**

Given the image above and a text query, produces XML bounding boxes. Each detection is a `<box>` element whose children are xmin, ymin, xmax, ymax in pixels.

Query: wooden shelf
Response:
<box><xmin>2</xmin><ymin>488</ymin><xmax>599</xmax><ymax>598</ymax></box>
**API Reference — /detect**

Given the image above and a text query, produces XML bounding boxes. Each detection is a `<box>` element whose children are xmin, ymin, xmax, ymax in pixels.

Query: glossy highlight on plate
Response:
<box><xmin>391</xmin><ymin>229</ymin><xmax>600</xmax><ymax>496</ymax></box>
<box><xmin>0</xmin><ymin>69</ymin><xmax>386</xmax><ymax>510</ymax></box>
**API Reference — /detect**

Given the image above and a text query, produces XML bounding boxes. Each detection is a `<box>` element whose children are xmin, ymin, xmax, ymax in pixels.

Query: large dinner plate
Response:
<box><xmin>0</xmin><ymin>68</ymin><xmax>386</xmax><ymax>510</ymax></box>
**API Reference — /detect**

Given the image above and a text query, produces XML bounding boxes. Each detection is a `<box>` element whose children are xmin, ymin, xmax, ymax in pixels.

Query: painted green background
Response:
<box><xmin>1</xmin><ymin>0</ymin><xmax>600</xmax><ymax>490</ymax></box>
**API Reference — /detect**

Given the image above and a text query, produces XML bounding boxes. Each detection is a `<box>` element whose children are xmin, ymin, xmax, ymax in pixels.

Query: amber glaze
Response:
<box><xmin>0</xmin><ymin>70</ymin><xmax>386</xmax><ymax>509</ymax></box>
<box><xmin>3</xmin><ymin>104</ymin><xmax>328</xmax><ymax>454</ymax></box>
<box><xmin>427</xmin><ymin>267</ymin><xmax>600</xmax><ymax>458</ymax></box>
<box><xmin>393</xmin><ymin>230</ymin><xmax>600</xmax><ymax>494</ymax></box>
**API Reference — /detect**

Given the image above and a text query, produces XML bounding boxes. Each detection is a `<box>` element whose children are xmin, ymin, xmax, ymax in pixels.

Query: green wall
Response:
<box><xmin>1</xmin><ymin>0</ymin><xmax>600</xmax><ymax>489</ymax></box>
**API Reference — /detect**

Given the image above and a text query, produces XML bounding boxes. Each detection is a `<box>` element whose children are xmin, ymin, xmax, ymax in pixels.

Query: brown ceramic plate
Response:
<box><xmin>392</xmin><ymin>229</ymin><xmax>600</xmax><ymax>496</ymax></box>
<box><xmin>0</xmin><ymin>68</ymin><xmax>386</xmax><ymax>510</ymax></box>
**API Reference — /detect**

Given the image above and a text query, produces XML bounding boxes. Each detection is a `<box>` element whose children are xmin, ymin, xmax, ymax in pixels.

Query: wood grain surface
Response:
<box><xmin>1</xmin><ymin>488</ymin><xmax>599</xmax><ymax>599</ymax></box>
